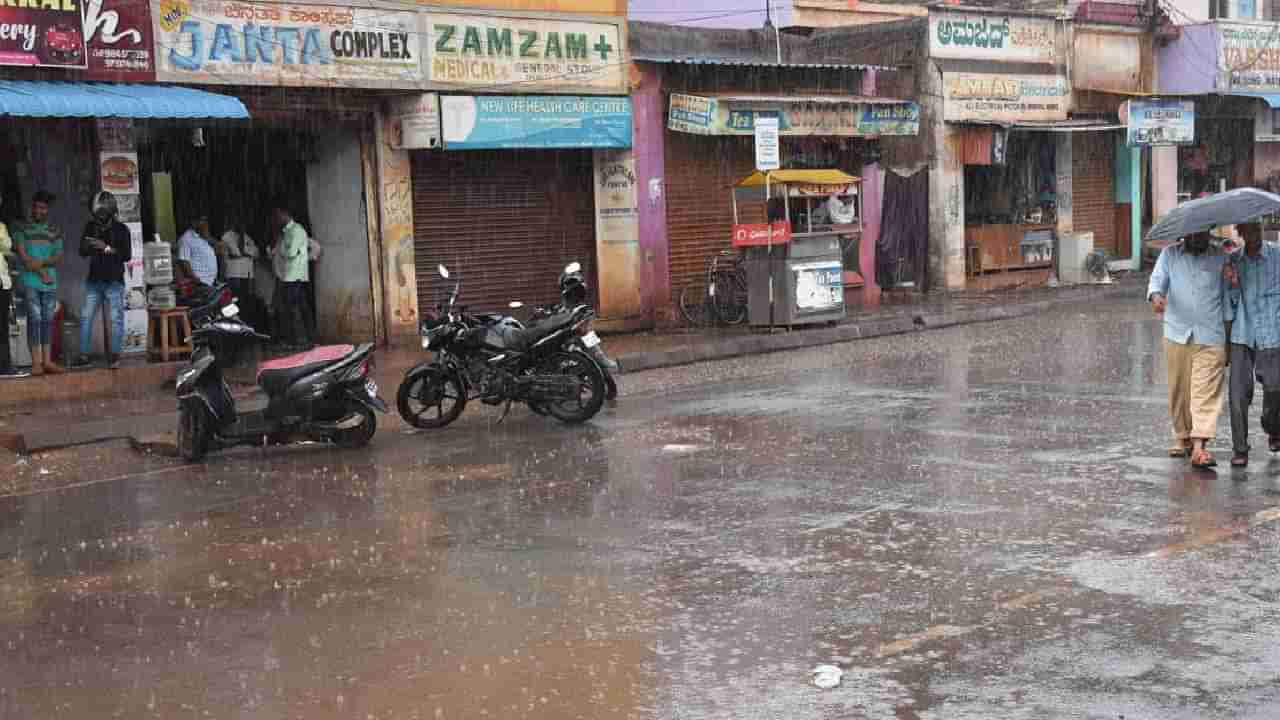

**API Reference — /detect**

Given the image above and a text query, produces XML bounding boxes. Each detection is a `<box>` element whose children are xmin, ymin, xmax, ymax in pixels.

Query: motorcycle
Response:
<box><xmin>395</xmin><ymin>264</ymin><xmax>608</xmax><ymax>428</ymax></box>
<box><xmin>525</xmin><ymin>261</ymin><xmax>618</xmax><ymax>403</ymax></box>
<box><xmin>176</xmin><ymin>284</ymin><xmax>388</xmax><ymax>461</ymax></box>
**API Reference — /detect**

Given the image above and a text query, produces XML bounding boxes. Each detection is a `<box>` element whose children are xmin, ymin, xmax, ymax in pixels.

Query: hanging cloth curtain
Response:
<box><xmin>877</xmin><ymin>168</ymin><xmax>930</xmax><ymax>291</ymax></box>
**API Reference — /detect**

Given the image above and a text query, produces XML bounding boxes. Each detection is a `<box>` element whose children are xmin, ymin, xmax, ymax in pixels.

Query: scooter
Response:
<box><xmin>176</xmin><ymin>284</ymin><xmax>388</xmax><ymax>461</ymax></box>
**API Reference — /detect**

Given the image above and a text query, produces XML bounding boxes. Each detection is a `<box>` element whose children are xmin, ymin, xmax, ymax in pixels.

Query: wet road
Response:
<box><xmin>3</xmin><ymin>296</ymin><xmax>1280</xmax><ymax>719</ymax></box>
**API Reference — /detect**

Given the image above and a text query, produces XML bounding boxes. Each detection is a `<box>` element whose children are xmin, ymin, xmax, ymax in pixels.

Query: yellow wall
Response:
<box><xmin>419</xmin><ymin>0</ymin><xmax>626</xmax><ymax>14</ymax></box>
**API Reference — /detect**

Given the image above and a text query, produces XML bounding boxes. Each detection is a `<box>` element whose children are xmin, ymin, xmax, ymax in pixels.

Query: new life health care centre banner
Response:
<box><xmin>441</xmin><ymin>95</ymin><xmax>632</xmax><ymax>150</ymax></box>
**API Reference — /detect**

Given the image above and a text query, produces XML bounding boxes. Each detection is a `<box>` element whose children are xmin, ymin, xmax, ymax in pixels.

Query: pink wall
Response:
<box><xmin>632</xmin><ymin>63</ymin><xmax>670</xmax><ymax>324</ymax></box>
<box><xmin>860</xmin><ymin>163</ymin><xmax>884</xmax><ymax>306</ymax></box>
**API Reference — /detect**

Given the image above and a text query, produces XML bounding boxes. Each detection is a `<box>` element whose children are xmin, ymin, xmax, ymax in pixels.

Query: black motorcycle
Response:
<box><xmin>526</xmin><ymin>261</ymin><xmax>618</xmax><ymax>402</ymax></box>
<box><xmin>176</xmin><ymin>284</ymin><xmax>388</xmax><ymax>461</ymax></box>
<box><xmin>396</xmin><ymin>264</ymin><xmax>607</xmax><ymax>428</ymax></box>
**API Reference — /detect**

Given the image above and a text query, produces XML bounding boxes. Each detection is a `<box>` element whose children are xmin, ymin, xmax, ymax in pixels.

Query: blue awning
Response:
<box><xmin>0</xmin><ymin>81</ymin><xmax>249</xmax><ymax>119</ymax></box>
<box><xmin>1229</xmin><ymin>91</ymin><xmax>1280</xmax><ymax>108</ymax></box>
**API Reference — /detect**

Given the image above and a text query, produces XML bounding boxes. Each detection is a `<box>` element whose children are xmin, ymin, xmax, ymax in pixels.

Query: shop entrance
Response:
<box><xmin>963</xmin><ymin>129</ymin><xmax>1057</xmax><ymax>278</ymax></box>
<box><xmin>410</xmin><ymin>149</ymin><xmax>597</xmax><ymax>318</ymax></box>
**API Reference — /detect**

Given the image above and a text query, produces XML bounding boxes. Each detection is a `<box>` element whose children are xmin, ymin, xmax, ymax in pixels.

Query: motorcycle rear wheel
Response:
<box><xmin>329</xmin><ymin>405</ymin><xmax>377</xmax><ymax>449</ymax></box>
<box><xmin>397</xmin><ymin>366</ymin><xmax>467</xmax><ymax>429</ymax></box>
<box><xmin>539</xmin><ymin>352</ymin><xmax>606</xmax><ymax>425</ymax></box>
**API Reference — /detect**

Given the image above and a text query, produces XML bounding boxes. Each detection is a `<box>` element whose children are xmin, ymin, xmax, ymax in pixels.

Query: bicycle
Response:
<box><xmin>679</xmin><ymin>250</ymin><xmax>748</xmax><ymax>327</ymax></box>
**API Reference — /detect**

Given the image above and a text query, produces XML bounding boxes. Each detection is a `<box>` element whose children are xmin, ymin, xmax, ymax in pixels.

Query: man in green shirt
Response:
<box><xmin>272</xmin><ymin>204</ymin><xmax>313</xmax><ymax>349</ymax></box>
<box><xmin>14</xmin><ymin>191</ymin><xmax>65</xmax><ymax>375</ymax></box>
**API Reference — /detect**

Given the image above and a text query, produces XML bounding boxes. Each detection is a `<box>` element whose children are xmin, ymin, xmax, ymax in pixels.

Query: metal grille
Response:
<box><xmin>411</xmin><ymin>149</ymin><xmax>597</xmax><ymax>319</ymax></box>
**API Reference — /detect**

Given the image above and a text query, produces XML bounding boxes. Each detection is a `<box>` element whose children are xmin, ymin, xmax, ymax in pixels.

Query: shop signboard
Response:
<box><xmin>0</xmin><ymin>0</ymin><xmax>86</xmax><ymax>68</ymax></box>
<box><xmin>667</xmin><ymin>94</ymin><xmax>920</xmax><ymax>137</ymax></box>
<box><xmin>389</xmin><ymin>93</ymin><xmax>441</xmax><ymax>150</ymax></box>
<box><xmin>1220</xmin><ymin>23</ymin><xmax>1280</xmax><ymax>92</ymax></box>
<box><xmin>440</xmin><ymin>95</ymin><xmax>631</xmax><ymax>149</ymax></box>
<box><xmin>732</xmin><ymin>221</ymin><xmax>792</xmax><ymax>248</ymax></box>
<box><xmin>942</xmin><ymin>72</ymin><xmax>1069</xmax><ymax>123</ymax></box>
<box><xmin>154</xmin><ymin>0</ymin><xmax>422</xmax><ymax>87</ymax></box>
<box><xmin>425</xmin><ymin>13</ymin><xmax>625</xmax><ymax>93</ymax></box>
<box><xmin>929</xmin><ymin>10</ymin><xmax>1057</xmax><ymax>64</ymax></box>
<box><xmin>85</xmin><ymin>0</ymin><xmax>155</xmax><ymax>80</ymax></box>
<box><xmin>793</xmin><ymin>260</ymin><xmax>843</xmax><ymax>314</ymax></box>
<box><xmin>754</xmin><ymin>116</ymin><xmax>780</xmax><ymax>171</ymax></box>
<box><xmin>1126</xmin><ymin>99</ymin><xmax>1194</xmax><ymax>147</ymax></box>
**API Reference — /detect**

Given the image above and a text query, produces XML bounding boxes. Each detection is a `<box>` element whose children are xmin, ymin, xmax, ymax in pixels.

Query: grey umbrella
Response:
<box><xmin>1146</xmin><ymin>188</ymin><xmax>1280</xmax><ymax>241</ymax></box>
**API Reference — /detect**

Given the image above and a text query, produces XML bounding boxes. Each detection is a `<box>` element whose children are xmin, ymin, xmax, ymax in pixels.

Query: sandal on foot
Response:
<box><xmin>1169</xmin><ymin>442</ymin><xmax>1193</xmax><ymax>458</ymax></box>
<box><xmin>1191</xmin><ymin>448</ymin><xmax>1218</xmax><ymax>469</ymax></box>
<box><xmin>1232</xmin><ymin>453</ymin><xmax>1249</xmax><ymax>467</ymax></box>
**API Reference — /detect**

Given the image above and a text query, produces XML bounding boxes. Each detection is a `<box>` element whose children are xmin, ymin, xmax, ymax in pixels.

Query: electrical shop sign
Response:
<box><xmin>154</xmin><ymin>0</ymin><xmax>423</xmax><ymax>87</ymax></box>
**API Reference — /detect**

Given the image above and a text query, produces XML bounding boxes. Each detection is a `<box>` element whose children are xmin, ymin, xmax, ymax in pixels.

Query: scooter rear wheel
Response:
<box><xmin>177</xmin><ymin>403</ymin><xmax>209</xmax><ymax>462</ymax></box>
<box><xmin>329</xmin><ymin>405</ymin><xmax>377</xmax><ymax>449</ymax></box>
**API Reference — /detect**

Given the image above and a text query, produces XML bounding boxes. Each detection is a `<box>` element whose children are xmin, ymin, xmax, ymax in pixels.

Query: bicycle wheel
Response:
<box><xmin>679</xmin><ymin>284</ymin><xmax>710</xmax><ymax>326</ymax></box>
<box><xmin>712</xmin><ymin>271</ymin><xmax>749</xmax><ymax>325</ymax></box>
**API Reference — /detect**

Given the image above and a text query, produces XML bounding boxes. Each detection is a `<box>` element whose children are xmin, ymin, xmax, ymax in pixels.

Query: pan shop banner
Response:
<box><xmin>1125</xmin><ymin>99</ymin><xmax>1194</xmax><ymax>147</ymax></box>
<box><xmin>0</xmin><ymin>0</ymin><xmax>86</xmax><ymax>68</ymax></box>
<box><xmin>942</xmin><ymin>72</ymin><xmax>1069</xmax><ymax>123</ymax></box>
<box><xmin>154</xmin><ymin>0</ymin><xmax>422</xmax><ymax>87</ymax></box>
<box><xmin>668</xmin><ymin>94</ymin><xmax>920</xmax><ymax>137</ymax></box>
<box><xmin>440</xmin><ymin>95</ymin><xmax>632</xmax><ymax>149</ymax></box>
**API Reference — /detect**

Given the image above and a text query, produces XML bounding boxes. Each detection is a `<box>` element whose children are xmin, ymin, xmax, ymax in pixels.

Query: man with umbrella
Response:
<box><xmin>1148</xmin><ymin>230</ymin><xmax>1231</xmax><ymax>468</ymax></box>
<box><xmin>1225</xmin><ymin>222</ymin><xmax>1280</xmax><ymax>467</ymax></box>
<box><xmin>1146</xmin><ymin>188</ymin><xmax>1280</xmax><ymax>468</ymax></box>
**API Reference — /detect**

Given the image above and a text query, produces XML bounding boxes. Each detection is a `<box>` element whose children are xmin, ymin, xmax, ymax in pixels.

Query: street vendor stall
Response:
<box><xmin>732</xmin><ymin>169</ymin><xmax>861</xmax><ymax>327</ymax></box>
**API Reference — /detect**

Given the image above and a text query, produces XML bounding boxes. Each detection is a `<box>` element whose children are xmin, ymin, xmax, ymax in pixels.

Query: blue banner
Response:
<box><xmin>441</xmin><ymin>95</ymin><xmax>632</xmax><ymax>150</ymax></box>
<box><xmin>1127</xmin><ymin>99</ymin><xmax>1195</xmax><ymax>147</ymax></box>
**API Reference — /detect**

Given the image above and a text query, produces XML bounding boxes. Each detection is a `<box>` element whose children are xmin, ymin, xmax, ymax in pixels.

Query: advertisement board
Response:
<box><xmin>388</xmin><ymin>93</ymin><xmax>441</xmax><ymax>150</ymax></box>
<box><xmin>85</xmin><ymin>0</ymin><xmax>154</xmax><ymax>79</ymax></box>
<box><xmin>943</xmin><ymin>72</ymin><xmax>1069</xmax><ymax>123</ymax></box>
<box><xmin>1221</xmin><ymin>23</ymin><xmax>1280</xmax><ymax>92</ymax></box>
<box><xmin>929</xmin><ymin>11</ymin><xmax>1057</xmax><ymax>64</ymax></box>
<box><xmin>1126</xmin><ymin>99</ymin><xmax>1194</xmax><ymax>147</ymax></box>
<box><xmin>668</xmin><ymin>95</ymin><xmax>920</xmax><ymax>137</ymax></box>
<box><xmin>440</xmin><ymin>95</ymin><xmax>631</xmax><ymax>149</ymax></box>
<box><xmin>754</xmin><ymin>116</ymin><xmax>780</xmax><ymax>171</ymax></box>
<box><xmin>425</xmin><ymin>13</ymin><xmax>624</xmax><ymax>93</ymax></box>
<box><xmin>793</xmin><ymin>261</ymin><xmax>843</xmax><ymax>314</ymax></box>
<box><xmin>732</xmin><ymin>222</ymin><xmax>792</xmax><ymax>248</ymax></box>
<box><xmin>155</xmin><ymin>0</ymin><xmax>422</xmax><ymax>87</ymax></box>
<box><xmin>0</xmin><ymin>0</ymin><xmax>86</xmax><ymax>68</ymax></box>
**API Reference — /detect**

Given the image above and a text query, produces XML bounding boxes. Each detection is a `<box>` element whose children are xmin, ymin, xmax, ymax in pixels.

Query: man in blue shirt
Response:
<box><xmin>1225</xmin><ymin>223</ymin><xmax>1280</xmax><ymax>467</ymax></box>
<box><xmin>1148</xmin><ymin>230</ymin><xmax>1232</xmax><ymax>468</ymax></box>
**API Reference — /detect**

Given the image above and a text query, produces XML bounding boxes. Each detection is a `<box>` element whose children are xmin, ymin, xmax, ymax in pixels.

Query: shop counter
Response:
<box><xmin>965</xmin><ymin>223</ymin><xmax>1056</xmax><ymax>274</ymax></box>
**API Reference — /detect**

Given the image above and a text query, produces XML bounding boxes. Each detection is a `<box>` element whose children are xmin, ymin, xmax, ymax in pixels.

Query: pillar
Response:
<box><xmin>1129</xmin><ymin>145</ymin><xmax>1142</xmax><ymax>269</ymax></box>
<box><xmin>373</xmin><ymin>108</ymin><xmax>419</xmax><ymax>342</ymax></box>
<box><xmin>1151</xmin><ymin>145</ymin><xmax>1179</xmax><ymax>222</ymax></box>
<box><xmin>1055</xmin><ymin>133</ymin><xmax>1074</xmax><ymax>238</ymax></box>
<box><xmin>631</xmin><ymin>62</ymin><xmax>670</xmax><ymax>326</ymax></box>
<box><xmin>593</xmin><ymin>148</ymin><xmax>645</xmax><ymax>331</ymax></box>
<box><xmin>860</xmin><ymin>162</ymin><xmax>883</xmax><ymax>305</ymax></box>
<box><xmin>928</xmin><ymin>124</ymin><xmax>965</xmax><ymax>290</ymax></box>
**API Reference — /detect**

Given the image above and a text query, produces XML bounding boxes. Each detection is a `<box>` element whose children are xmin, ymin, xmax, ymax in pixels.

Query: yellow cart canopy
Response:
<box><xmin>735</xmin><ymin>169</ymin><xmax>862</xmax><ymax>187</ymax></box>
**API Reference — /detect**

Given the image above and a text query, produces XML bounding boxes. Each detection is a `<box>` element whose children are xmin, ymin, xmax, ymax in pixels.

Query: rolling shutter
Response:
<box><xmin>411</xmin><ymin>149</ymin><xmax>596</xmax><ymax>317</ymax></box>
<box><xmin>1072</xmin><ymin>131</ymin><xmax>1117</xmax><ymax>257</ymax></box>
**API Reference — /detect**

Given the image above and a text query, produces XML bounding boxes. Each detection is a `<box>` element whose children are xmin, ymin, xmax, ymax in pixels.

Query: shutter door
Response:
<box><xmin>411</xmin><ymin>150</ymin><xmax>596</xmax><ymax>318</ymax></box>
<box><xmin>1072</xmin><ymin>132</ymin><xmax>1117</xmax><ymax>257</ymax></box>
<box><xmin>664</xmin><ymin>134</ymin><xmax>761</xmax><ymax>302</ymax></box>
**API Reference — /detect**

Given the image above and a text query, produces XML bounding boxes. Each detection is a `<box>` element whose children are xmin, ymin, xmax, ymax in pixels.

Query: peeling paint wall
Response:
<box><xmin>375</xmin><ymin>111</ymin><xmax>419</xmax><ymax>340</ymax></box>
<box><xmin>307</xmin><ymin>128</ymin><xmax>375</xmax><ymax>343</ymax></box>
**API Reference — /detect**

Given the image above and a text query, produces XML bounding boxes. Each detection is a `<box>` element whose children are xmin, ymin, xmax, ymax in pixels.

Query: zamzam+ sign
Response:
<box><xmin>427</xmin><ymin>13</ymin><xmax>624</xmax><ymax>92</ymax></box>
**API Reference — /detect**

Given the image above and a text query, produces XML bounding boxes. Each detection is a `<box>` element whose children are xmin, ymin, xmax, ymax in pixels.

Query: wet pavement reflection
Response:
<box><xmin>3</xmin><ymin>298</ymin><xmax>1280</xmax><ymax>719</ymax></box>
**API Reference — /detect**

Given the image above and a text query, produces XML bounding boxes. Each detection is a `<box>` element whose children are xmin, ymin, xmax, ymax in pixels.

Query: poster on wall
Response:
<box><xmin>441</xmin><ymin>95</ymin><xmax>632</xmax><ymax>149</ymax></box>
<box><xmin>155</xmin><ymin>0</ymin><xmax>422</xmax><ymax>87</ymax></box>
<box><xmin>1126</xmin><ymin>99</ymin><xmax>1194</xmax><ymax>147</ymax></box>
<box><xmin>1220</xmin><ymin>24</ymin><xmax>1280</xmax><ymax>92</ymax></box>
<box><xmin>123</xmin><ymin>221</ymin><xmax>147</xmax><ymax>354</ymax></box>
<box><xmin>100</xmin><ymin>152</ymin><xmax>140</xmax><ymax>195</ymax></box>
<box><xmin>86</xmin><ymin>0</ymin><xmax>155</xmax><ymax>80</ymax></box>
<box><xmin>388</xmin><ymin>94</ymin><xmax>441</xmax><ymax>150</ymax></box>
<box><xmin>0</xmin><ymin>0</ymin><xmax>87</xmax><ymax>68</ymax></box>
<box><xmin>942</xmin><ymin>72</ymin><xmax>1069</xmax><ymax>123</ymax></box>
<box><xmin>929</xmin><ymin>11</ymin><xmax>1057</xmax><ymax>64</ymax></box>
<box><xmin>425</xmin><ymin>13</ymin><xmax>625</xmax><ymax>93</ymax></box>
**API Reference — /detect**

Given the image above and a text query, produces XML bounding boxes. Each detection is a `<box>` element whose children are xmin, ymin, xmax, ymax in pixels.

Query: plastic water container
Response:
<box><xmin>148</xmin><ymin>285</ymin><xmax>176</xmax><ymax>310</ymax></box>
<box><xmin>144</xmin><ymin>237</ymin><xmax>173</xmax><ymax>285</ymax></box>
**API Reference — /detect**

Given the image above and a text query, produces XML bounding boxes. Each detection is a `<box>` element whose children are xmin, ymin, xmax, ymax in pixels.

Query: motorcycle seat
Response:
<box><xmin>494</xmin><ymin>311</ymin><xmax>576</xmax><ymax>351</ymax></box>
<box><xmin>257</xmin><ymin>344</ymin><xmax>355</xmax><ymax>395</ymax></box>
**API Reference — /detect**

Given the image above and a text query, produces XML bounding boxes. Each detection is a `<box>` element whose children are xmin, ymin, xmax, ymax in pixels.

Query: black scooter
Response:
<box><xmin>176</xmin><ymin>284</ymin><xmax>388</xmax><ymax>461</ymax></box>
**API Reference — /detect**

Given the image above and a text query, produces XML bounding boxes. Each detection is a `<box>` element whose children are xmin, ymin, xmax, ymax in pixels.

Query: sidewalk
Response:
<box><xmin>0</xmin><ymin>276</ymin><xmax>1142</xmax><ymax>454</ymax></box>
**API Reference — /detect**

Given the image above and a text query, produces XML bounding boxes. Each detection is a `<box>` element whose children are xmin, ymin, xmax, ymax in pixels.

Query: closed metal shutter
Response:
<box><xmin>664</xmin><ymin>133</ymin><xmax>762</xmax><ymax>302</ymax></box>
<box><xmin>411</xmin><ymin>150</ymin><xmax>597</xmax><ymax>318</ymax></box>
<box><xmin>1072</xmin><ymin>132</ymin><xmax>1117</xmax><ymax>257</ymax></box>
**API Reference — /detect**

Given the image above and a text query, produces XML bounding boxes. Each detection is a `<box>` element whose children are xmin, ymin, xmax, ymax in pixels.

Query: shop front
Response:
<box><xmin>400</xmin><ymin>10</ymin><xmax>634</xmax><ymax>327</ymax></box>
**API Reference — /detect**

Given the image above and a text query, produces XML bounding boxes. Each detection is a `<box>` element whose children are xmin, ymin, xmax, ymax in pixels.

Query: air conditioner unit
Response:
<box><xmin>1058</xmin><ymin>231</ymin><xmax>1094</xmax><ymax>285</ymax></box>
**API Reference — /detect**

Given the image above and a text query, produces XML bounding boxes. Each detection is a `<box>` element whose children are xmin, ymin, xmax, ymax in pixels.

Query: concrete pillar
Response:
<box><xmin>373</xmin><ymin>108</ymin><xmax>419</xmax><ymax>342</ymax></box>
<box><xmin>1055</xmin><ymin>133</ymin><xmax>1074</xmax><ymax>237</ymax></box>
<box><xmin>593</xmin><ymin>148</ymin><xmax>645</xmax><ymax>331</ymax></box>
<box><xmin>1151</xmin><ymin>145</ymin><xmax>1179</xmax><ymax>222</ymax></box>
<box><xmin>631</xmin><ymin>62</ymin><xmax>670</xmax><ymax>325</ymax></box>
<box><xmin>860</xmin><ymin>162</ymin><xmax>883</xmax><ymax>305</ymax></box>
<box><xmin>1129</xmin><ymin>144</ymin><xmax>1142</xmax><ymax>269</ymax></box>
<box><xmin>928</xmin><ymin>123</ymin><xmax>965</xmax><ymax>290</ymax></box>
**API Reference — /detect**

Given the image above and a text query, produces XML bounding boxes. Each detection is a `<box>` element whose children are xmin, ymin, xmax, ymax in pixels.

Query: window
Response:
<box><xmin>1241</xmin><ymin>0</ymin><xmax>1257</xmax><ymax>16</ymax></box>
<box><xmin>1271</xmin><ymin>0</ymin><xmax>1280</xmax><ymax>20</ymax></box>
<box><xmin>1271</xmin><ymin>108</ymin><xmax>1280</xmax><ymax>135</ymax></box>
<box><xmin>1209</xmin><ymin>0</ymin><xmax>1230</xmax><ymax>17</ymax></box>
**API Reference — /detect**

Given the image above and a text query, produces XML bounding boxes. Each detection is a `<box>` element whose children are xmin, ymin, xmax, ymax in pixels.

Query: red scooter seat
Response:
<box><xmin>257</xmin><ymin>345</ymin><xmax>355</xmax><ymax>396</ymax></box>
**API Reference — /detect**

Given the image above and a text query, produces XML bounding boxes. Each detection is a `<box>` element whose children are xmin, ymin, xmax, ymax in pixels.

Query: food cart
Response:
<box><xmin>732</xmin><ymin>169</ymin><xmax>861</xmax><ymax>327</ymax></box>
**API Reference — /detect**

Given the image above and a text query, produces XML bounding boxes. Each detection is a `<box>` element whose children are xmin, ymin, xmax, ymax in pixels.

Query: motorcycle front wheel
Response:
<box><xmin>397</xmin><ymin>366</ymin><xmax>467</xmax><ymax>429</ymax></box>
<box><xmin>177</xmin><ymin>402</ymin><xmax>209</xmax><ymax>462</ymax></box>
<box><xmin>539</xmin><ymin>352</ymin><xmax>606</xmax><ymax>425</ymax></box>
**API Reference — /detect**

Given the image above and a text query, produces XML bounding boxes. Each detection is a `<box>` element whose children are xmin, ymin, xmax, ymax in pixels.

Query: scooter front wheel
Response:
<box><xmin>177</xmin><ymin>403</ymin><xmax>209</xmax><ymax>462</ymax></box>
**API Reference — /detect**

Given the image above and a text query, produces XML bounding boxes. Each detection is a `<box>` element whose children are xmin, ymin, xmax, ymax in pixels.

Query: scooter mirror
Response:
<box><xmin>509</xmin><ymin>301</ymin><xmax>524</xmax><ymax>309</ymax></box>
<box><xmin>438</xmin><ymin>264</ymin><xmax>450</xmax><ymax>279</ymax></box>
<box><xmin>564</xmin><ymin>261</ymin><xmax>581</xmax><ymax>274</ymax></box>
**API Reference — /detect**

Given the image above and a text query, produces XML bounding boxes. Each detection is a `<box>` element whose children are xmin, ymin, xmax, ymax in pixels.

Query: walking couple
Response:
<box><xmin>1149</xmin><ymin>223</ymin><xmax>1280</xmax><ymax>469</ymax></box>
